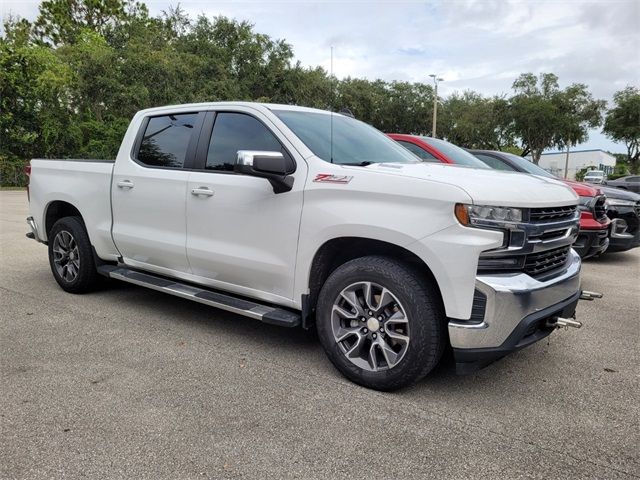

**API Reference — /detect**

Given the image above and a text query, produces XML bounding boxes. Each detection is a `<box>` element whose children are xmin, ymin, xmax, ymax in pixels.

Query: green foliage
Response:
<box><xmin>603</xmin><ymin>86</ymin><xmax>640</xmax><ymax>174</ymax></box>
<box><xmin>0</xmin><ymin>0</ymin><xmax>620</xmax><ymax>186</ymax></box>
<box><xmin>509</xmin><ymin>73</ymin><xmax>606</xmax><ymax>164</ymax></box>
<box><xmin>439</xmin><ymin>92</ymin><xmax>515</xmax><ymax>149</ymax></box>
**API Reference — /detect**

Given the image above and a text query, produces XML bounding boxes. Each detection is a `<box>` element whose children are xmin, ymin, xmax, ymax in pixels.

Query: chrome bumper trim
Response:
<box><xmin>26</xmin><ymin>216</ymin><xmax>44</xmax><ymax>243</ymax></box>
<box><xmin>449</xmin><ymin>248</ymin><xmax>581</xmax><ymax>349</ymax></box>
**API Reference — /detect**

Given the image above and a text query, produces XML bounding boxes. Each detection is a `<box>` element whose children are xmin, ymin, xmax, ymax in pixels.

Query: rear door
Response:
<box><xmin>112</xmin><ymin>111</ymin><xmax>204</xmax><ymax>275</ymax></box>
<box><xmin>185</xmin><ymin>108</ymin><xmax>306</xmax><ymax>302</ymax></box>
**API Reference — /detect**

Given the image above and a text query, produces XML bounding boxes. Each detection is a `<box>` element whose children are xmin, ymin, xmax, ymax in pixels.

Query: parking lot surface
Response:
<box><xmin>1</xmin><ymin>190</ymin><xmax>639</xmax><ymax>479</ymax></box>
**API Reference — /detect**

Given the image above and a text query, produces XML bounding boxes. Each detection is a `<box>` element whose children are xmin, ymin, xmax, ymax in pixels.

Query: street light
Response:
<box><xmin>429</xmin><ymin>74</ymin><xmax>444</xmax><ymax>137</ymax></box>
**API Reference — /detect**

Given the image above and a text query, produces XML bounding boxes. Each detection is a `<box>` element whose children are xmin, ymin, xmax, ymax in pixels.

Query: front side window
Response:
<box><xmin>206</xmin><ymin>113</ymin><xmax>283</xmax><ymax>171</ymax></box>
<box><xmin>626</xmin><ymin>176</ymin><xmax>640</xmax><ymax>182</ymax></box>
<box><xmin>273</xmin><ymin>110</ymin><xmax>418</xmax><ymax>165</ymax></box>
<box><xmin>137</xmin><ymin>113</ymin><xmax>197</xmax><ymax>168</ymax></box>
<box><xmin>396</xmin><ymin>140</ymin><xmax>439</xmax><ymax>162</ymax></box>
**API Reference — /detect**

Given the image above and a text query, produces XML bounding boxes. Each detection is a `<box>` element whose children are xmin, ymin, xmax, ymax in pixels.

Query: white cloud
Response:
<box><xmin>2</xmin><ymin>0</ymin><xmax>638</xmax><ymax>152</ymax></box>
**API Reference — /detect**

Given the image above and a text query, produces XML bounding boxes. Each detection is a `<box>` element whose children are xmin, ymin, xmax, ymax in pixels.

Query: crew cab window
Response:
<box><xmin>137</xmin><ymin>113</ymin><xmax>197</xmax><ymax>168</ymax></box>
<box><xmin>206</xmin><ymin>113</ymin><xmax>282</xmax><ymax>171</ymax></box>
<box><xmin>474</xmin><ymin>153</ymin><xmax>515</xmax><ymax>171</ymax></box>
<box><xmin>396</xmin><ymin>140</ymin><xmax>439</xmax><ymax>162</ymax></box>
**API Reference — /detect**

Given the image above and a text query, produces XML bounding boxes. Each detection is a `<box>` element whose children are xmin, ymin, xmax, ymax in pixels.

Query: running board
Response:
<box><xmin>97</xmin><ymin>265</ymin><xmax>300</xmax><ymax>328</ymax></box>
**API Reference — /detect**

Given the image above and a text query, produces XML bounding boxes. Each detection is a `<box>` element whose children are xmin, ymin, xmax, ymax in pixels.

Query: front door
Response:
<box><xmin>185</xmin><ymin>109</ymin><xmax>306</xmax><ymax>302</ymax></box>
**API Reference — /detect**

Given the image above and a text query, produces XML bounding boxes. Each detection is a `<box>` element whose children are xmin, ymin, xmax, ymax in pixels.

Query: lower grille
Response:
<box><xmin>524</xmin><ymin>246</ymin><xmax>571</xmax><ymax>276</ymax></box>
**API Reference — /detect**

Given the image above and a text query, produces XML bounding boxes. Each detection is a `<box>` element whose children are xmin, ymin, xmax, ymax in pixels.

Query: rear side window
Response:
<box><xmin>137</xmin><ymin>113</ymin><xmax>197</xmax><ymax>168</ymax></box>
<box><xmin>396</xmin><ymin>140</ymin><xmax>439</xmax><ymax>162</ymax></box>
<box><xmin>474</xmin><ymin>153</ymin><xmax>516</xmax><ymax>171</ymax></box>
<box><xmin>206</xmin><ymin>113</ymin><xmax>283</xmax><ymax>171</ymax></box>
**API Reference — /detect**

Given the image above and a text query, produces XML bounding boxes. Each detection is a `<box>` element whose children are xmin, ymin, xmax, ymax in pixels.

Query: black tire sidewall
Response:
<box><xmin>48</xmin><ymin>216</ymin><xmax>99</xmax><ymax>293</ymax></box>
<box><xmin>316</xmin><ymin>256</ymin><xmax>444</xmax><ymax>391</ymax></box>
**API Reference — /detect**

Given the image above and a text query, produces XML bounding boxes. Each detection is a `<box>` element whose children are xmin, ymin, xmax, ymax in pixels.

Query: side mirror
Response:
<box><xmin>234</xmin><ymin>150</ymin><xmax>294</xmax><ymax>194</ymax></box>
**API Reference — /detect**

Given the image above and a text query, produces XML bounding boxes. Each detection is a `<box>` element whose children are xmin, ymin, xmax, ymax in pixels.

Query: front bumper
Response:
<box><xmin>573</xmin><ymin>228</ymin><xmax>609</xmax><ymax>258</ymax></box>
<box><xmin>607</xmin><ymin>212</ymin><xmax>640</xmax><ymax>253</ymax></box>
<box><xmin>449</xmin><ymin>249</ymin><xmax>581</xmax><ymax>374</ymax></box>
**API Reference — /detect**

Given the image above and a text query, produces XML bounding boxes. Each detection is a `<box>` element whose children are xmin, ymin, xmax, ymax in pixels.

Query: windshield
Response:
<box><xmin>419</xmin><ymin>137</ymin><xmax>489</xmax><ymax>168</ymax></box>
<box><xmin>498</xmin><ymin>152</ymin><xmax>556</xmax><ymax>178</ymax></box>
<box><xmin>273</xmin><ymin>110</ymin><xmax>419</xmax><ymax>165</ymax></box>
<box><xmin>585</xmin><ymin>172</ymin><xmax>604</xmax><ymax>178</ymax></box>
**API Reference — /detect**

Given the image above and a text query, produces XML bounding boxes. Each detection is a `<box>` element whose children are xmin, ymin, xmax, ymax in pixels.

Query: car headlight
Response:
<box><xmin>605</xmin><ymin>198</ymin><xmax>636</xmax><ymax>208</ymax></box>
<box><xmin>455</xmin><ymin>203</ymin><xmax>523</xmax><ymax>226</ymax></box>
<box><xmin>578</xmin><ymin>195</ymin><xmax>595</xmax><ymax>211</ymax></box>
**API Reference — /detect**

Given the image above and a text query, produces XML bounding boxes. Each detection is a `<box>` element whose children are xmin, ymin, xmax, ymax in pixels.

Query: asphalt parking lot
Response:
<box><xmin>1</xmin><ymin>190</ymin><xmax>639</xmax><ymax>479</ymax></box>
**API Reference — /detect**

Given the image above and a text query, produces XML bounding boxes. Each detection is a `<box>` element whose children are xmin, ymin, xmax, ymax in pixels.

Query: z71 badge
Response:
<box><xmin>313</xmin><ymin>174</ymin><xmax>353</xmax><ymax>184</ymax></box>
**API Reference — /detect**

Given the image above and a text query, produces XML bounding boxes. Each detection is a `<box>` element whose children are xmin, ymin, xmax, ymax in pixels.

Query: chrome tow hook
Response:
<box><xmin>547</xmin><ymin>317</ymin><xmax>583</xmax><ymax>329</ymax></box>
<box><xmin>579</xmin><ymin>290</ymin><xmax>603</xmax><ymax>301</ymax></box>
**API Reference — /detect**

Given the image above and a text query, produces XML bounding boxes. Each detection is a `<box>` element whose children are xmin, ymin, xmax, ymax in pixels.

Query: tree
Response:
<box><xmin>554</xmin><ymin>83</ymin><xmax>605</xmax><ymax>154</ymax></box>
<box><xmin>603</xmin><ymin>86</ymin><xmax>640</xmax><ymax>174</ymax></box>
<box><xmin>34</xmin><ymin>0</ymin><xmax>147</xmax><ymax>46</ymax></box>
<box><xmin>510</xmin><ymin>73</ymin><xmax>564</xmax><ymax>163</ymax></box>
<box><xmin>439</xmin><ymin>92</ymin><xmax>514</xmax><ymax>149</ymax></box>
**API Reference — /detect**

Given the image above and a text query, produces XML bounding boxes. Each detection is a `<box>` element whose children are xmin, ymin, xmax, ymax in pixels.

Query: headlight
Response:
<box><xmin>578</xmin><ymin>196</ymin><xmax>594</xmax><ymax>211</ymax></box>
<box><xmin>605</xmin><ymin>198</ymin><xmax>636</xmax><ymax>208</ymax></box>
<box><xmin>455</xmin><ymin>203</ymin><xmax>523</xmax><ymax>226</ymax></box>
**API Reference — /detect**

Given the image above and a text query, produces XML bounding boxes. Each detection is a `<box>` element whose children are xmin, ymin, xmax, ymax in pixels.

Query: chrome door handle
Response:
<box><xmin>191</xmin><ymin>187</ymin><xmax>214</xmax><ymax>197</ymax></box>
<box><xmin>117</xmin><ymin>180</ymin><xmax>134</xmax><ymax>189</ymax></box>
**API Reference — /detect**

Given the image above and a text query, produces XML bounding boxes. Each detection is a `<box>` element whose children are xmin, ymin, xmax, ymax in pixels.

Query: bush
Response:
<box><xmin>0</xmin><ymin>156</ymin><xmax>29</xmax><ymax>187</ymax></box>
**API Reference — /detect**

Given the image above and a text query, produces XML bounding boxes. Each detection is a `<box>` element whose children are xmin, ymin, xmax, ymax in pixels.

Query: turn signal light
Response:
<box><xmin>454</xmin><ymin>203</ymin><xmax>469</xmax><ymax>226</ymax></box>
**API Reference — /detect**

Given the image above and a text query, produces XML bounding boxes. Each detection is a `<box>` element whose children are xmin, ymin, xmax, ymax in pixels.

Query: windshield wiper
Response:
<box><xmin>341</xmin><ymin>161</ymin><xmax>373</xmax><ymax>166</ymax></box>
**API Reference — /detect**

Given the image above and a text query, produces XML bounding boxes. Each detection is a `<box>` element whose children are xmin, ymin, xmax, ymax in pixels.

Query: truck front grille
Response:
<box><xmin>524</xmin><ymin>246</ymin><xmax>571</xmax><ymax>276</ymax></box>
<box><xmin>530</xmin><ymin>205</ymin><xmax>577</xmax><ymax>222</ymax></box>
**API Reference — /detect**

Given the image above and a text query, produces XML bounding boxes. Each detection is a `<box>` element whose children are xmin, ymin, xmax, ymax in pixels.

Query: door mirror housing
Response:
<box><xmin>235</xmin><ymin>151</ymin><xmax>294</xmax><ymax>193</ymax></box>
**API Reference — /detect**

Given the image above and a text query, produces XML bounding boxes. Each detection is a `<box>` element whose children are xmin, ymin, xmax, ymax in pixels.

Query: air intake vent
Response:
<box><xmin>524</xmin><ymin>246</ymin><xmax>571</xmax><ymax>276</ymax></box>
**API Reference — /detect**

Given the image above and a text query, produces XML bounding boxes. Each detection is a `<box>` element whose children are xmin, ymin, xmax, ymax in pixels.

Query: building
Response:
<box><xmin>536</xmin><ymin>149</ymin><xmax>616</xmax><ymax>180</ymax></box>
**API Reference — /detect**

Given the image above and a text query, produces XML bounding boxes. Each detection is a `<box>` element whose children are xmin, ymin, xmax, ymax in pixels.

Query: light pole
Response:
<box><xmin>429</xmin><ymin>74</ymin><xmax>444</xmax><ymax>137</ymax></box>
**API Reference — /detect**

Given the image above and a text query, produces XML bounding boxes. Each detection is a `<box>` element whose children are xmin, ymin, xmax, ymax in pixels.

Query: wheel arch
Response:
<box><xmin>44</xmin><ymin>200</ymin><xmax>84</xmax><ymax>241</ymax></box>
<box><xmin>304</xmin><ymin>237</ymin><xmax>445</xmax><ymax>328</ymax></box>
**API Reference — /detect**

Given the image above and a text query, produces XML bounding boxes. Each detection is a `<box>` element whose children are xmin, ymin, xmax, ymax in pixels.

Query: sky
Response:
<box><xmin>2</xmin><ymin>0</ymin><xmax>638</xmax><ymax>153</ymax></box>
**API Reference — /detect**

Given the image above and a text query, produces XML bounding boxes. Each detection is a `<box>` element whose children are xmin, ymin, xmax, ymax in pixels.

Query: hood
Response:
<box><xmin>600</xmin><ymin>186</ymin><xmax>640</xmax><ymax>201</ymax></box>
<box><xmin>561</xmin><ymin>179</ymin><xmax>600</xmax><ymax>197</ymax></box>
<box><xmin>360</xmin><ymin>162</ymin><xmax>578</xmax><ymax>208</ymax></box>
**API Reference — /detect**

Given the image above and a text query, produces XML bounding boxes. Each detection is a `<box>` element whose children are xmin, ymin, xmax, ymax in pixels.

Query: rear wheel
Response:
<box><xmin>48</xmin><ymin>216</ymin><xmax>101</xmax><ymax>293</ymax></box>
<box><xmin>316</xmin><ymin>256</ymin><xmax>445</xmax><ymax>391</ymax></box>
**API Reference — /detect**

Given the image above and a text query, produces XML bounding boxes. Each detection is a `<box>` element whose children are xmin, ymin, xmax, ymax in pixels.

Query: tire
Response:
<box><xmin>316</xmin><ymin>255</ymin><xmax>445</xmax><ymax>391</ymax></box>
<box><xmin>48</xmin><ymin>216</ymin><xmax>101</xmax><ymax>293</ymax></box>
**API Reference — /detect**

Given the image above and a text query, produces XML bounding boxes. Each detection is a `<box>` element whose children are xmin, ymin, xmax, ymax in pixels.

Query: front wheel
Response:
<box><xmin>316</xmin><ymin>256</ymin><xmax>445</xmax><ymax>391</ymax></box>
<box><xmin>48</xmin><ymin>216</ymin><xmax>101</xmax><ymax>293</ymax></box>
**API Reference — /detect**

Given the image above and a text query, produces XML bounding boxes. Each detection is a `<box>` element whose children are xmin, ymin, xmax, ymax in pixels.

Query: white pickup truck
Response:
<box><xmin>27</xmin><ymin>102</ymin><xmax>588</xmax><ymax>390</ymax></box>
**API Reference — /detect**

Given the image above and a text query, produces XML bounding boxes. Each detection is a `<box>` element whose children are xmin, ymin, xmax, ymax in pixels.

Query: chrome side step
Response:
<box><xmin>97</xmin><ymin>265</ymin><xmax>300</xmax><ymax>328</ymax></box>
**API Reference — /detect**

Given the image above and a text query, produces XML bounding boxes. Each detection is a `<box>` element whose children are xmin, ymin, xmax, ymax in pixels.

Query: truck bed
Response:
<box><xmin>28</xmin><ymin>158</ymin><xmax>119</xmax><ymax>261</ymax></box>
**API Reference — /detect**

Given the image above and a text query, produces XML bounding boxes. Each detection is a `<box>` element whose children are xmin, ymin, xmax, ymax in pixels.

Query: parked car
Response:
<box><xmin>606</xmin><ymin>175</ymin><xmax>640</xmax><ymax>194</ymax></box>
<box><xmin>387</xmin><ymin>134</ymin><xmax>490</xmax><ymax>168</ymax></box>
<box><xmin>26</xmin><ymin>103</ymin><xmax>587</xmax><ymax>390</ymax></box>
<box><xmin>603</xmin><ymin>187</ymin><xmax>640</xmax><ymax>253</ymax></box>
<box><xmin>469</xmin><ymin>150</ymin><xmax>613</xmax><ymax>258</ymax></box>
<box><xmin>584</xmin><ymin>170</ymin><xmax>606</xmax><ymax>184</ymax></box>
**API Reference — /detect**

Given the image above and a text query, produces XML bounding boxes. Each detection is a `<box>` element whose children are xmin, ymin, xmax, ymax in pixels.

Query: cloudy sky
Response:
<box><xmin>2</xmin><ymin>0</ymin><xmax>638</xmax><ymax>152</ymax></box>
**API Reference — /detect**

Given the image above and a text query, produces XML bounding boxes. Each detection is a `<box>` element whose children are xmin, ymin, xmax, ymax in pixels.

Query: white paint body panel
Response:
<box><xmin>28</xmin><ymin>101</ymin><xmax>579</xmax><ymax>321</ymax></box>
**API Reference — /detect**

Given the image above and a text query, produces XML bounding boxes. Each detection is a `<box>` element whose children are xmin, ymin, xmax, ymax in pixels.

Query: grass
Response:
<box><xmin>0</xmin><ymin>187</ymin><xmax>26</xmax><ymax>191</ymax></box>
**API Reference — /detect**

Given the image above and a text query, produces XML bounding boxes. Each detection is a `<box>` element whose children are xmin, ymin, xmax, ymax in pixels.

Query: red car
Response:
<box><xmin>388</xmin><ymin>134</ymin><xmax>610</xmax><ymax>258</ymax></box>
